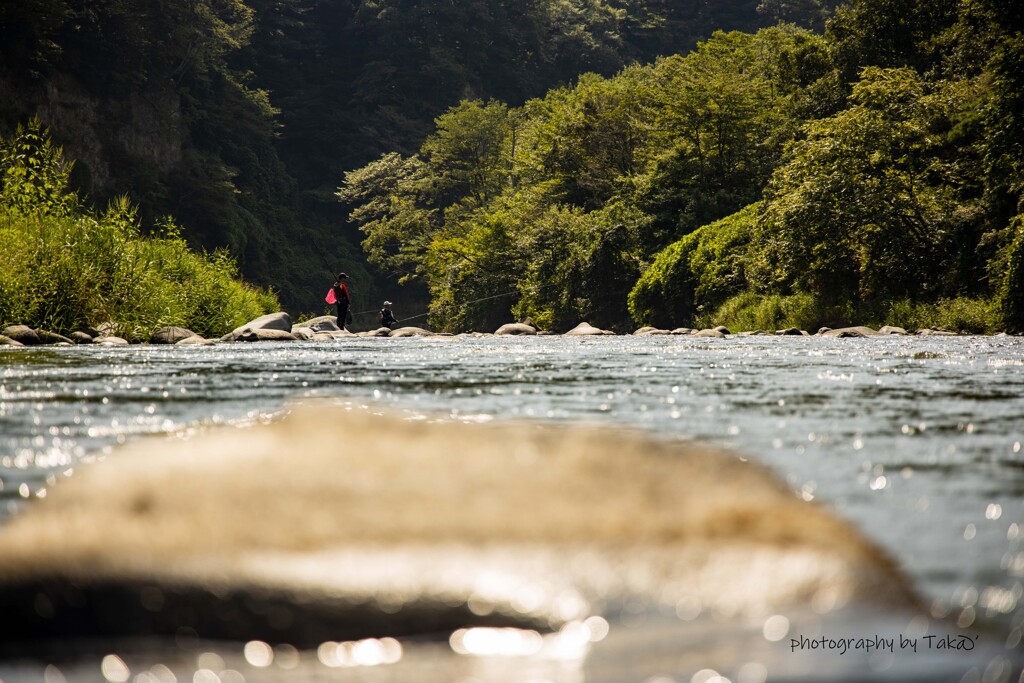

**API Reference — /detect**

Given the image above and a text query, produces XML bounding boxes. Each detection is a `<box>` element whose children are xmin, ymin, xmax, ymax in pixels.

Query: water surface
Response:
<box><xmin>1</xmin><ymin>335</ymin><xmax>1023</xmax><ymax>671</ymax></box>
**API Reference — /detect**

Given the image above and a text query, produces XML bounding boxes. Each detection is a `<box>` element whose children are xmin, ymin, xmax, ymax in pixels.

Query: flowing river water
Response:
<box><xmin>0</xmin><ymin>334</ymin><xmax>1022</xmax><ymax>682</ymax></box>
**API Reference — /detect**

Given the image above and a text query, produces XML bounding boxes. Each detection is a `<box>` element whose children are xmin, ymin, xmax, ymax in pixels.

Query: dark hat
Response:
<box><xmin>337</xmin><ymin>272</ymin><xmax>349</xmax><ymax>279</ymax></box>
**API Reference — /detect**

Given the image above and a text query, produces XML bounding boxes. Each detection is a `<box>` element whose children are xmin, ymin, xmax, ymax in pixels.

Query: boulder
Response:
<box><xmin>632</xmin><ymin>326</ymin><xmax>670</xmax><ymax>335</ymax></box>
<box><xmin>0</xmin><ymin>335</ymin><xmax>24</xmax><ymax>347</ymax></box>
<box><xmin>230</xmin><ymin>312</ymin><xmax>291</xmax><ymax>338</ymax></box>
<box><xmin>670</xmin><ymin>328</ymin><xmax>695</xmax><ymax>335</ymax></box>
<box><xmin>70</xmin><ymin>331</ymin><xmax>93</xmax><ymax>344</ymax></box>
<box><xmin>878</xmin><ymin>326</ymin><xmax>909</xmax><ymax>335</ymax></box>
<box><xmin>2</xmin><ymin>325</ymin><xmax>40</xmax><ymax>345</ymax></box>
<box><xmin>237</xmin><ymin>328</ymin><xmax>297</xmax><ymax>342</ymax></box>
<box><xmin>149</xmin><ymin>326</ymin><xmax>196</xmax><ymax>345</ymax></box>
<box><xmin>358</xmin><ymin>328</ymin><xmax>392</xmax><ymax>337</ymax></box>
<box><xmin>564</xmin><ymin>322</ymin><xmax>614</xmax><ymax>336</ymax></box>
<box><xmin>0</xmin><ymin>405</ymin><xmax>922</xmax><ymax>654</ymax></box>
<box><xmin>34</xmin><ymin>330</ymin><xmax>74</xmax><ymax>345</ymax></box>
<box><xmin>495</xmin><ymin>323</ymin><xmax>537</xmax><ymax>335</ymax></box>
<box><xmin>739</xmin><ymin>330</ymin><xmax>769</xmax><ymax>336</ymax></box>
<box><xmin>822</xmin><ymin>326</ymin><xmax>880</xmax><ymax>338</ymax></box>
<box><xmin>775</xmin><ymin>328</ymin><xmax>804</xmax><ymax>336</ymax></box>
<box><xmin>300</xmin><ymin>315</ymin><xmax>341</xmax><ymax>332</ymax></box>
<box><xmin>816</xmin><ymin>327</ymin><xmax>832</xmax><ymax>335</ymax></box>
<box><xmin>176</xmin><ymin>335</ymin><xmax>214</xmax><ymax>346</ymax></box>
<box><xmin>389</xmin><ymin>327</ymin><xmax>435</xmax><ymax>337</ymax></box>
<box><xmin>713</xmin><ymin>326</ymin><xmax>731</xmax><ymax>335</ymax></box>
<box><xmin>917</xmin><ymin>328</ymin><xmax>956</xmax><ymax>336</ymax></box>
<box><xmin>93</xmin><ymin>336</ymin><xmax>129</xmax><ymax>345</ymax></box>
<box><xmin>693</xmin><ymin>328</ymin><xmax>726</xmax><ymax>338</ymax></box>
<box><xmin>291</xmin><ymin>327</ymin><xmax>315</xmax><ymax>340</ymax></box>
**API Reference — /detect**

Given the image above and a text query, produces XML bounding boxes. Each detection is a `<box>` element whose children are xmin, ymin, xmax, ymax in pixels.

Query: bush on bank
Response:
<box><xmin>0</xmin><ymin>120</ymin><xmax>277</xmax><ymax>338</ymax></box>
<box><xmin>697</xmin><ymin>292</ymin><xmax>1002</xmax><ymax>334</ymax></box>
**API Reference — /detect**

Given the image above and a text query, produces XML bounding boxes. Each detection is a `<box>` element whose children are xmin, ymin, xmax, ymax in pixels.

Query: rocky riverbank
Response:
<box><xmin>0</xmin><ymin>314</ymin><xmax>1013</xmax><ymax>348</ymax></box>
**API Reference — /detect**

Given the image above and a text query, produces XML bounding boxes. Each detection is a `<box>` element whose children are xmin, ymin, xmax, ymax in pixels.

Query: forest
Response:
<box><xmin>2</xmin><ymin>0</ymin><xmax>1022</xmax><ymax>333</ymax></box>
<box><xmin>341</xmin><ymin>0</ymin><xmax>1024</xmax><ymax>333</ymax></box>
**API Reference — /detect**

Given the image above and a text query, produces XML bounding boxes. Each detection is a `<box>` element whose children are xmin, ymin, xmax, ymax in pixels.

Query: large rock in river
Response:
<box><xmin>389</xmin><ymin>326</ymin><xmax>435</xmax><ymax>337</ymax></box>
<box><xmin>300</xmin><ymin>315</ymin><xmax>341</xmax><ymax>332</ymax></box>
<box><xmin>229</xmin><ymin>312</ymin><xmax>291</xmax><ymax>338</ymax></box>
<box><xmin>495</xmin><ymin>323</ymin><xmax>537</xmax><ymax>335</ymax></box>
<box><xmin>34</xmin><ymin>330</ymin><xmax>74</xmax><ymax>345</ymax></box>
<box><xmin>2</xmin><ymin>325</ymin><xmax>40</xmax><ymax>345</ymax></box>
<box><xmin>822</xmin><ymin>326</ymin><xmax>880</xmax><ymax>338</ymax></box>
<box><xmin>565</xmin><ymin>322</ymin><xmax>614</xmax><ymax>336</ymax></box>
<box><xmin>0</xmin><ymin>405</ymin><xmax>920</xmax><ymax>652</ymax></box>
<box><xmin>149</xmin><ymin>326</ymin><xmax>196</xmax><ymax>345</ymax></box>
<box><xmin>236</xmin><ymin>328</ymin><xmax>297</xmax><ymax>342</ymax></box>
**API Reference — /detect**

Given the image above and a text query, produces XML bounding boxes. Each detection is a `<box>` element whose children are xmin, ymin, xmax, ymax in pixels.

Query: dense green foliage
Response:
<box><xmin>2</xmin><ymin>0</ymin><xmax>830</xmax><ymax>315</ymax></box>
<box><xmin>0</xmin><ymin>121</ymin><xmax>277</xmax><ymax>337</ymax></box>
<box><xmin>342</xmin><ymin>27</ymin><xmax>828</xmax><ymax>330</ymax></box>
<box><xmin>3</xmin><ymin>0</ymin><xmax>1022</xmax><ymax>331</ymax></box>
<box><xmin>342</xmin><ymin>0</ymin><xmax>1024</xmax><ymax>332</ymax></box>
<box><xmin>628</xmin><ymin>203</ymin><xmax>758</xmax><ymax>329</ymax></box>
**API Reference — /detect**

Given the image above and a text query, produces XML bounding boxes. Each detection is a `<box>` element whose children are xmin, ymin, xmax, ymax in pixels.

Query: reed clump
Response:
<box><xmin>0</xmin><ymin>120</ymin><xmax>277</xmax><ymax>338</ymax></box>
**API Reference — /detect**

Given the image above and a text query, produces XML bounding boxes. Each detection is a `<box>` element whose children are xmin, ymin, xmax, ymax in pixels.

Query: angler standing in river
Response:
<box><xmin>329</xmin><ymin>273</ymin><xmax>351</xmax><ymax>331</ymax></box>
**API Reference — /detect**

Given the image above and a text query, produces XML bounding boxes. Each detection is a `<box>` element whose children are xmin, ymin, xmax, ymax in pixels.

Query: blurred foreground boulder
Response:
<box><xmin>0</xmin><ymin>406</ymin><xmax>919</xmax><ymax>652</ymax></box>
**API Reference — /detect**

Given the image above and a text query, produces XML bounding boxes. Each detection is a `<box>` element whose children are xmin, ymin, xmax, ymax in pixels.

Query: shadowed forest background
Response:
<box><xmin>2</xmin><ymin>0</ymin><xmax>1023</xmax><ymax>334</ymax></box>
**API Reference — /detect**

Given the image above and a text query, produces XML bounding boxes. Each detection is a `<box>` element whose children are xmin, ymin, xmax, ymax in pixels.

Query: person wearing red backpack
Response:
<box><xmin>327</xmin><ymin>273</ymin><xmax>351</xmax><ymax>330</ymax></box>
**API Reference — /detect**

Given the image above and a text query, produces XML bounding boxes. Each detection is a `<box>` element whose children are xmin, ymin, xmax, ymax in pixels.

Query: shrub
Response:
<box><xmin>886</xmin><ymin>298</ymin><xmax>1002</xmax><ymax>334</ymax></box>
<box><xmin>0</xmin><ymin>120</ymin><xmax>277</xmax><ymax>337</ymax></box>
<box><xmin>628</xmin><ymin>203</ymin><xmax>758</xmax><ymax>328</ymax></box>
<box><xmin>1001</xmin><ymin>217</ymin><xmax>1024</xmax><ymax>333</ymax></box>
<box><xmin>695</xmin><ymin>291</ymin><xmax>849</xmax><ymax>331</ymax></box>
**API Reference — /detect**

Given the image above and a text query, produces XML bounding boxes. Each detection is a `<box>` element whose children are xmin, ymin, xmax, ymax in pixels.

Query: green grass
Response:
<box><xmin>0</xmin><ymin>204</ymin><xmax>278</xmax><ymax>338</ymax></box>
<box><xmin>698</xmin><ymin>292</ymin><xmax>1003</xmax><ymax>334</ymax></box>
<box><xmin>695</xmin><ymin>292</ymin><xmax>850</xmax><ymax>332</ymax></box>
<box><xmin>0</xmin><ymin>121</ymin><xmax>278</xmax><ymax>338</ymax></box>
<box><xmin>884</xmin><ymin>298</ymin><xmax>1002</xmax><ymax>334</ymax></box>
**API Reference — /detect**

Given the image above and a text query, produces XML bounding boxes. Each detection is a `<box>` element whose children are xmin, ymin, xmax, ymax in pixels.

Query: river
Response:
<box><xmin>1</xmin><ymin>335</ymin><xmax>1022</xmax><ymax>682</ymax></box>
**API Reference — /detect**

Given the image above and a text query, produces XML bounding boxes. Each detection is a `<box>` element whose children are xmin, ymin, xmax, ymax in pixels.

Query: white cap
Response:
<box><xmin>383</xmin><ymin>301</ymin><xmax>392</xmax><ymax>306</ymax></box>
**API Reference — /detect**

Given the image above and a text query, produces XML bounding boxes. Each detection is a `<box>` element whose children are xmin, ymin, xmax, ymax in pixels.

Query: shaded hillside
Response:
<box><xmin>0</xmin><ymin>0</ymin><xmax>835</xmax><ymax>312</ymax></box>
<box><xmin>341</xmin><ymin>0</ymin><xmax>1024</xmax><ymax>333</ymax></box>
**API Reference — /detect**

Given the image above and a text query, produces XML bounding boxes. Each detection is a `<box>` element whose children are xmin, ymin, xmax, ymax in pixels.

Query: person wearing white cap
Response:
<box><xmin>379</xmin><ymin>301</ymin><xmax>398</xmax><ymax>329</ymax></box>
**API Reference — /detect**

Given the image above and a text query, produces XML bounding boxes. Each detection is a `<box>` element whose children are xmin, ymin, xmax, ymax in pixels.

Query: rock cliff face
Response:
<box><xmin>1</xmin><ymin>74</ymin><xmax>183</xmax><ymax>195</ymax></box>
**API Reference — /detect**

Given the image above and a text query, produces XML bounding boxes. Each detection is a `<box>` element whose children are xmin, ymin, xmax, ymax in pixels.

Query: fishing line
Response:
<box><xmin>347</xmin><ymin>284</ymin><xmax>553</xmax><ymax>322</ymax></box>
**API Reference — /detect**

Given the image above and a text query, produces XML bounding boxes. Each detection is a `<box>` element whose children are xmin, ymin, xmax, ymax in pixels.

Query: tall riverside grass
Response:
<box><xmin>694</xmin><ymin>292</ymin><xmax>851</xmax><ymax>332</ymax></box>
<box><xmin>883</xmin><ymin>298</ymin><xmax>1002</xmax><ymax>334</ymax></box>
<box><xmin>698</xmin><ymin>292</ymin><xmax>1002</xmax><ymax>334</ymax></box>
<box><xmin>0</xmin><ymin>121</ymin><xmax>277</xmax><ymax>338</ymax></box>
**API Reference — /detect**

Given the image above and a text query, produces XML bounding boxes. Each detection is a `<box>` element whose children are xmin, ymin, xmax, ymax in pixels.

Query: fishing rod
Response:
<box><xmin>348</xmin><ymin>287</ymin><xmax>527</xmax><ymax>323</ymax></box>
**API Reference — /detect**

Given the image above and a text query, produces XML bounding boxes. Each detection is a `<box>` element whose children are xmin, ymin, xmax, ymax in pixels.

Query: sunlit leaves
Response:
<box><xmin>749</xmin><ymin>67</ymin><xmax>972</xmax><ymax>304</ymax></box>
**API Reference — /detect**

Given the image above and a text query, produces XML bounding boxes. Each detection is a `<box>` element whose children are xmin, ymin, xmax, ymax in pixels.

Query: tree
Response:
<box><xmin>748</xmin><ymin>67</ymin><xmax>969</xmax><ymax>305</ymax></box>
<box><xmin>628</xmin><ymin>202</ymin><xmax>758</xmax><ymax>328</ymax></box>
